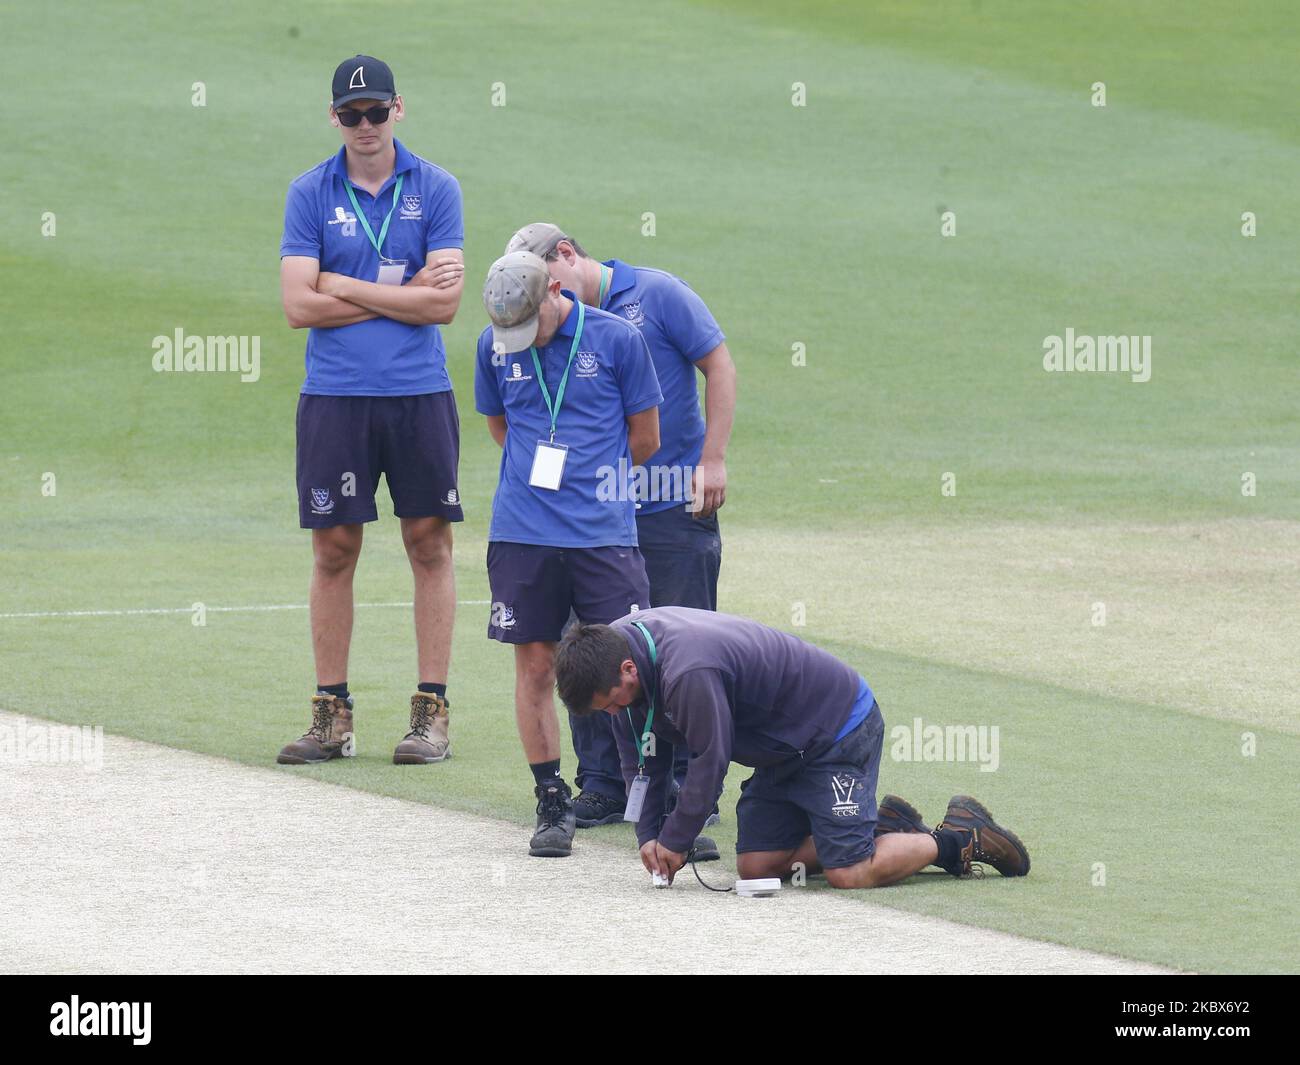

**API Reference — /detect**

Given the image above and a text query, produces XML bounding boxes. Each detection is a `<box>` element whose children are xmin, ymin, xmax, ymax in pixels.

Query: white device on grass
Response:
<box><xmin>734</xmin><ymin>878</ymin><xmax>781</xmax><ymax>898</ymax></box>
<box><xmin>650</xmin><ymin>872</ymin><xmax>671</xmax><ymax>888</ymax></box>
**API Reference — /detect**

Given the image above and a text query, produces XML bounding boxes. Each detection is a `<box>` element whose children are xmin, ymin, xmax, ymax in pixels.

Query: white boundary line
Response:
<box><xmin>0</xmin><ymin>600</ymin><xmax>491</xmax><ymax>620</ymax></box>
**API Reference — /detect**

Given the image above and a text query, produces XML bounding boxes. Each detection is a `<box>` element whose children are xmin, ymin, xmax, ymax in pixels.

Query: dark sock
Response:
<box><xmin>529</xmin><ymin>759</ymin><xmax>562</xmax><ymax>788</ymax></box>
<box><xmin>418</xmin><ymin>682</ymin><xmax>447</xmax><ymax>698</ymax></box>
<box><xmin>932</xmin><ymin>828</ymin><xmax>963</xmax><ymax>869</ymax></box>
<box><xmin>317</xmin><ymin>682</ymin><xmax>349</xmax><ymax>701</ymax></box>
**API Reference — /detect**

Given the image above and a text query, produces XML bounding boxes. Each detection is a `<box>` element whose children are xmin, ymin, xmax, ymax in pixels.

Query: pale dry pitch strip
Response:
<box><xmin>0</xmin><ymin>711</ymin><xmax>1169</xmax><ymax>974</ymax></box>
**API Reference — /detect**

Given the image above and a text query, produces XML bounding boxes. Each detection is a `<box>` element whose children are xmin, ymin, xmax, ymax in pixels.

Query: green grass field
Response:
<box><xmin>3</xmin><ymin>1</ymin><xmax>1297</xmax><ymax>973</ymax></box>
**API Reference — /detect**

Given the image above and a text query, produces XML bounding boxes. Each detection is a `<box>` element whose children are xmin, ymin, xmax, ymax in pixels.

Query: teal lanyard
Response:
<box><xmin>528</xmin><ymin>302</ymin><xmax>585</xmax><ymax>443</ymax></box>
<box><xmin>344</xmin><ymin>173</ymin><xmax>404</xmax><ymax>260</ymax></box>
<box><xmin>596</xmin><ymin>264</ymin><xmax>611</xmax><ymax>308</ymax></box>
<box><xmin>627</xmin><ymin>620</ymin><xmax>657</xmax><ymax>773</ymax></box>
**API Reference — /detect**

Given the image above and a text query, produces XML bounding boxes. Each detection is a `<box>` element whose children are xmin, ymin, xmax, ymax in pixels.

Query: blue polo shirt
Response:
<box><xmin>280</xmin><ymin>138</ymin><xmax>463</xmax><ymax>396</ymax></box>
<box><xmin>599</xmin><ymin>260</ymin><xmax>725</xmax><ymax>514</ymax></box>
<box><xmin>474</xmin><ymin>294</ymin><xmax>663</xmax><ymax>548</ymax></box>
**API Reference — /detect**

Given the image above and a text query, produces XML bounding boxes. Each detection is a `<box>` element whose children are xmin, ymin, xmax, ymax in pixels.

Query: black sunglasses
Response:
<box><xmin>336</xmin><ymin>103</ymin><xmax>393</xmax><ymax>127</ymax></box>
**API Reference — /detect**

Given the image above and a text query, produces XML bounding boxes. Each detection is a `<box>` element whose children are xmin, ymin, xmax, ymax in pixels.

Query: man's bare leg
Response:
<box><xmin>738</xmin><ymin>833</ymin><xmax>938</xmax><ymax>889</ymax></box>
<box><xmin>311</xmin><ymin>523</ymin><xmax>364</xmax><ymax>685</ymax></box>
<box><xmin>400</xmin><ymin>516</ymin><xmax>455</xmax><ymax>685</ymax></box>
<box><xmin>514</xmin><ymin>641</ymin><xmax>560</xmax><ymax>762</ymax></box>
<box><xmin>514</xmin><ymin>640</ymin><xmax>575</xmax><ymax>857</ymax></box>
<box><xmin>823</xmin><ymin>833</ymin><xmax>939</xmax><ymax>888</ymax></box>
<box><xmin>277</xmin><ymin>524</ymin><xmax>363</xmax><ymax>764</ymax></box>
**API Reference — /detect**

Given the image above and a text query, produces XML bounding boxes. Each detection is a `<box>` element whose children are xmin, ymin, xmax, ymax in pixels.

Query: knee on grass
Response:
<box><xmin>736</xmin><ymin>853</ymin><xmax>799</xmax><ymax>881</ymax></box>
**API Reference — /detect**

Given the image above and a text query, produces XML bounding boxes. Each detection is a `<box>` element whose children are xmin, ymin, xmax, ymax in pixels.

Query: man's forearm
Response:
<box><xmin>286</xmin><ymin>291</ymin><xmax>378</xmax><ymax>329</ymax></box>
<box><xmin>658</xmin><ymin>775</ymin><xmax>715</xmax><ymax>855</ymax></box>
<box><xmin>700</xmin><ymin>360</ymin><xmax>736</xmax><ymax>461</ymax></box>
<box><xmin>631</xmin><ymin>435</ymin><xmax>658</xmax><ymax>466</ymax></box>
<box><xmin>330</xmin><ymin>275</ymin><xmax>462</xmax><ymax>326</ymax></box>
<box><xmin>634</xmin><ymin>759</ymin><xmax>673</xmax><ymax>847</ymax></box>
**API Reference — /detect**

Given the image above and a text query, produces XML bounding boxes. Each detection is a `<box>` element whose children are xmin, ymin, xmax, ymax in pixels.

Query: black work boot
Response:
<box><xmin>529</xmin><ymin>781</ymin><xmax>577</xmax><ymax>857</ymax></box>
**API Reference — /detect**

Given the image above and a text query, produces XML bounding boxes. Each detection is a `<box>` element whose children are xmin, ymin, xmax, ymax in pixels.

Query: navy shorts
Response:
<box><xmin>296</xmin><ymin>392</ymin><xmax>464</xmax><ymax>528</ymax></box>
<box><xmin>735</xmin><ymin>702</ymin><xmax>884</xmax><ymax>870</ymax></box>
<box><xmin>486</xmin><ymin>542</ymin><xmax>650</xmax><ymax>643</ymax></box>
<box><xmin>636</xmin><ymin>505</ymin><xmax>722</xmax><ymax>610</ymax></box>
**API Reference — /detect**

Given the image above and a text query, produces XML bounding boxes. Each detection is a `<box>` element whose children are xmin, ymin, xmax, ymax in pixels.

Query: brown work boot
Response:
<box><xmin>934</xmin><ymin>795</ymin><xmax>1030</xmax><ymax>878</ymax></box>
<box><xmin>393</xmin><ymin>692</ymin><xmax>451</xmax><ymax>764</ymax></box>
<box><xmin>875</xmin><ymin>794</ymin><xmax>931</xmax><ymax>836</ymax></box>
<box><xmin>277</xmin><ymin>693</ymin><xmax>355</xmax><ymax>764</ymax></box>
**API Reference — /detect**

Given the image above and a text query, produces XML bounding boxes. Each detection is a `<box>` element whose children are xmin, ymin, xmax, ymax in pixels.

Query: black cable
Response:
<box><xmin>686</xmin><ymin>846</ymin><xmax>733</xmax><ymax>892</ymax></box>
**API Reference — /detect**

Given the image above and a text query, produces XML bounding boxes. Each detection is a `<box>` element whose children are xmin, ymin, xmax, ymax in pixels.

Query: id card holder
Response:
<box><xmin>529</xmin><ymin>440</ymin><xmax>568</xmax><ymax>490</ymax></box>
<box><xmin>376</xmin><ymin>258</ymin><xmax>408</xmax><ymax>285</ymax></box>
<box><xmin>625</xmin><ymin>774</ymin><xmax>650</xmax><ymax>822</ymax></box>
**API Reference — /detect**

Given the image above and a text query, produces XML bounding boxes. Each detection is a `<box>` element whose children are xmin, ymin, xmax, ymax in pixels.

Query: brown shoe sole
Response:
<box><xmin>393</xmin><ymin>746</ymin><xmax>452</xmax><ymax>766</ymax></box>
<box><xmin>276</xmin><ymin>747</ymin><xmax>346</xmax><ymax>766</ymax></box>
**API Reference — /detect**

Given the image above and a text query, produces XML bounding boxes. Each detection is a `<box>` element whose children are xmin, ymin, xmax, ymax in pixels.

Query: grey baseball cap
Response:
<box><xmin>506</xmin><ymin>222</ymin><xmax>568</xmax><ymax>259</ymax></box>
<box><xmin>483</xmin><ymin>251</ymin><xmax>551</xmax><ymax>352</ymax></box>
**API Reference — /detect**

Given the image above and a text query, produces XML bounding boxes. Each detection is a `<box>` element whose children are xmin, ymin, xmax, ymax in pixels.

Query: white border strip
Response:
<box><xmin>0</xmin><ymin>600</ymin><xmax>491</xmax><ymax>620</ymax></box>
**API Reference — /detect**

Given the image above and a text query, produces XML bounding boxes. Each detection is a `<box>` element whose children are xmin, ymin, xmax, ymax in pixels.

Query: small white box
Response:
<box><xmin>734</xmin><ymin>878</ymin><xmax>781</xmax><ymax>898</ymax></box>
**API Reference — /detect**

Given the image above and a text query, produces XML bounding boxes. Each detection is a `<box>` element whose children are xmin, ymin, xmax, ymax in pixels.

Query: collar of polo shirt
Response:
<box><xmin>326</xmin><ymin>136</ymin><xmax>418</xmax><ymax>186</ymax></box>
<box><xmin>602</xmin><ymin>259</ymin><xmax>637</xmax><ymax>303</ymax></box>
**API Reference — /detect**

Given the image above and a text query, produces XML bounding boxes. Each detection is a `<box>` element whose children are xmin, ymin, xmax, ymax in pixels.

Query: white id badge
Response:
<box><xmin>376</xmin><ymin>258</ymin><xmax>407</xmax><ymax>285</ymax></box>
<box><xmin>624</xmin><ymin>775</ymin><xmax>650</xmax><ymax>822</ymax></box>
<box><xmin>529</xmin><ymin>440</ymin><xmax>568</xmax><ymax>490</ymax></box>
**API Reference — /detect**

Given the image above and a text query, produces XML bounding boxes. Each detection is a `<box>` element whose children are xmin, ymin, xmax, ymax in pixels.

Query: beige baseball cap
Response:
<box><xmin>483</xmin><ymin>250</ymin><xmax>551</xmax><ymax>352</ymax></box>
<box><xmin>506</xmin><ymin>222</ymin><xmax>568</xmax><ymax>259</ymax></box>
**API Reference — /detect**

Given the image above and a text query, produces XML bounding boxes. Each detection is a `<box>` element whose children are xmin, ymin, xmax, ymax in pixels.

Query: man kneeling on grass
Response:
<box><xmin>554</xmin><ymin>606</ymin><xmax>1031</xmax><ymax>887</ymax></box>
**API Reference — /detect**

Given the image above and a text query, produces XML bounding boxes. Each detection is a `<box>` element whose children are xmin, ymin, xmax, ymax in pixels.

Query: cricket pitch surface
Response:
<box><xmin>0</xmin><ymin>711</ymin><xmax>1171</xmax><ymax>974</ymax></box>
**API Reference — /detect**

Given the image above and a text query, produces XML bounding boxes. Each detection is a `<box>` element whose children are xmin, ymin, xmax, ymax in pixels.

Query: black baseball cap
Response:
<box><xmin>332</xmin><ymin>55</ymin><xmax>396</xmax><ymax>107</ymax></box>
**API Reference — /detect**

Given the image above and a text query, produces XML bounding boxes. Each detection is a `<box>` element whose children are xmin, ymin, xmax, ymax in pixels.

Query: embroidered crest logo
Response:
<box><xmin>621</xmin><ymin>300</ymin><xmax>645</xmax><ymax>326</ymax></box>
<box><xmin>576</xmin><ymin>351</ymin><xmax>599</xmax><ymax>377</ymax></box>
<box><xmin>310</xmin><ymin>488</ymin><xmax>335</xmax><ymax>515</ymax></box>
<box><xmin>830</xmin><ymin>773</ymin><xmax>860</xmax><ymax>817</ymax></box>
<box><xmin>400</xmin><ymin>194</ymin><xmax>422</xmax><ymax>220</ymax></box>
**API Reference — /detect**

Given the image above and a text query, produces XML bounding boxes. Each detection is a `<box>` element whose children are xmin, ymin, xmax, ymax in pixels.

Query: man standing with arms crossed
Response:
<box><xmin>475</xmin><ymin>250</ymin><xmax>662</xmax><ymax>857</ymax></box>
<box><xmin>504</xmin><ymin>224</ymin><xmax>737</xmax><ymax>827</ymax></box>
<box><xmin>276</xmin><ymin>56</ymin><xmax>466</xmax><ymax>766</ymax></box>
